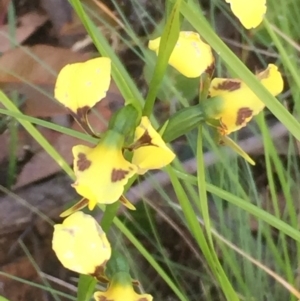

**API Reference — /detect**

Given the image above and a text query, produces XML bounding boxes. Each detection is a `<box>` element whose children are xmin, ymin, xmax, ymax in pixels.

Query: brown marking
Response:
<box><xmin>59</xmin><ymin>198</ymin><xmax>89</xmax><ymax>217</ymax></box>
<box><xmin>205</xmin><ymin>62</ymin><xmax>215</xmax><ymax>76</ymax></box>
<box><xmin>111</xmin><ymin>168</ymin><xmax>130</xmax><ymax>182</ymax></box>
<box><xmin>257</xmin><ymin>68</ymin><xmax>270</xmax><ymax>80</ymax></box>
<box><xmin>73</xmin><ymin>198</ymin><xmax>89</xmax><ymax>210</ymax></box>
<box><xmin>127</xmin><ymin>130</ymin><xmax>156</xmax><ymax>151</ymax></box>
<box><xmin>218</xmin><ymin>119</ymin><xmax>228</xmax><ymax>136</ymax></box>
<box><xmin>138</xmin><ymin>130</ymin><xmax>152</xmax><ymax>145</ymax></box>
<box><xmin>77</xmin><ymin>153</ymin><xmax>91</xmax><ymax>171</ymax></box>
<box><xmin>67</xmin><ymin>106</ymin><xmax>99</xmax><ymax>138</ymax></box>
<box><xmin>90</xmin><ymin>260</ymin><xmax>109</xmax><ymax>282</ymax></box>
<box><xmin>138</xmin><ymin>298</ymin><xmax>150</xmax><ymax>301</ymax></box>
<box><xmin>235</xmin><ymin>107</ymin><xmax>253</xmax><ymax>126</ymax></box>
<box><xmin>76</xmin><ymin>106</ymin><xmax>90</xmax><ymax>122</ymax></box>
<box><xmin>66</xmin><ymin>106</ymin><xmax>90</xmax><ymax>123</ymax></box>
<box><xmin>94</xmin><ymin>295</ymin><xmax>112</xmax><ymax>301</ymax></box>
<box><xmin>119</xmin><ymin>194</ymin><xmax>136</xmax><ymax>210</ymax></box>
<box><xmin>216</xmin><ymin>80</ymin><xmax>241</xmax><ymax>91</ymax></box>
<box><xmin>119</xmin><ymin>195</ymin><xmax>127</xmax><ymax>206</ymax></box>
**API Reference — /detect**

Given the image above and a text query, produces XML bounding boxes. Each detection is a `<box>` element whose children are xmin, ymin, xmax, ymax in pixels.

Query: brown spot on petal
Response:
<box><xmin>138</xmin><ymin>130</ymin><xmax>152</xmax><ymax>145</ymax></box>
<box><xmin>66</xmin><ymin>106</ymin><xmax>90</xmax><ymax>123</ymax></box>
<box><xmin>77</xmin><ymin>153</ymin><xmax>91</xmax><ymax>171</ymax></box>
<box><xmin>236</xmin><ymin>107</ymin><xmax>253</xmax><ymax>126</ymax></box>
<box><xmin>90</xmin><ymin>260</ymin><xmax>109</xmax><ymax>281</ymax></box>
<box><xmin>76</xmin><ymin>106</ymin><xmax>90</xmax><ymax>122</ymax></box>
<box><xmin>73</xmin><ymin>198</ymin><xmax>89</xmax><ymax>209</ymax></box>
<box><xmin>67</xmin><ymin>106</ymin><xmax>99</xmax><ymax>137</ymax></box>
<box><xmin>257</xmin><ymin>68</ymin><xmax>270</xmax><ymax>80</ymax></box>
<box><xmin>205</xmin><ymin>62</ymin><xmax>215</xmax><ymax>76</ymax></box>
<box><xmin>216</xmin><ymin>80</ymin><xmax>241</xmax><ymax>91</ymax></box>
<box><xmin>138</xmin><ymin>298</ymin><xmax>149</xmax><ymax>301</ymax></box>
<box><xmin>60</xmin><ymin>198</ymin><xmax>89</xmax><ymax>217</ymax></box>
<box><xmin>95</xmin><ymin>296</ymin><xmax>112</xmax><ymax>301</ymax></box>
<box><xmin>218</xmin><ymin>120</ymin><xmax>228</xmax><ymax>136</ymax></box>
<box><xmin>111</xmin><ymin>168</ymin><xmax>130</xmax><ymax>182</ymax></box>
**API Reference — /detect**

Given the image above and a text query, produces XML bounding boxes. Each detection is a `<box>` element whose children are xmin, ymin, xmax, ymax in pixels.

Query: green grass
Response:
<box><xmin>1</xmin><ymin>0</ymin><xmax>300</xmax><ymax>300</ymax></box>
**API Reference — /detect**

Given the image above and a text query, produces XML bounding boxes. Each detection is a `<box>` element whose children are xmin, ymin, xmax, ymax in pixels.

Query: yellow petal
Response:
<box><xmin>225</xmin><ymin>0</ymin><xmax>266</xmax><ymax>29</ymax></box>
<box><xmin>94</xmin><ymin>272</ymin><xmax>153</xmax><ymax>301</ymax></box>
<box><xmin>132</xmin><ymin>117</ymin><xmax>176</xmax><ymax>174</ymax></box>
<box><xmin>257</xmin><ymin>64</ymin><xmax>284</xmax><ymax>96</ymax></box>
<box><xmin>208</xmin><ymin>64</ymin><xmax>283</xmax><ymax>135</ymax></box>
<box><xmin>55</xmin><ymin>57</ymin><xmax>111</xmax><ymax>113</ymax></box>
<box><xmin>148</xmin><ymin>31</ymin><xmax>214</xmax><ymax>78</ymax></box>
<box><xmin>52</xmin><ymin>212</ymin><xmax>111</xmax><ymax>275</ymax></box>
<box><xmin>72</xmin><ymin>130</ymin><xmax>137</xmax><ymax>207</ymax></box>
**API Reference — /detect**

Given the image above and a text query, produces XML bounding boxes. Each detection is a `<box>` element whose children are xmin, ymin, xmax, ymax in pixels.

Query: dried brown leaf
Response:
<box><xmin>0</xmin><ymin>12</ymin><xmax>48</xmax><ymax>52</ymax></box>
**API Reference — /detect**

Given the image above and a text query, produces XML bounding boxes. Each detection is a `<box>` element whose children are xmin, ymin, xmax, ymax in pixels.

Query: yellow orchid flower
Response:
<box><xmin>149</xmin><ymin>31</ymin><xmax>214</xmax><ymax>78</ymax></box>
<box><xmin>132</xmin><ymin>116</ymin><xmax>176</xmax><ymax>174</ymax></box>
<box><xmin>208</xmin><ymin>64</ymin><xmax>283</xmax><ymax>135</ymax></box>
<box><xmin>225</xmin><ymin>0</ymin><xmax>267</xmax><ymax>29</ymax></box>
<box><xmin>94</xmin><ymin>272</ymin><xmax>153</xmax><ymax>301</ymax></box>
<box><xmin>52</xmin><ymin>212</ymin><xmax>111</xmax><ymax>275</ymax></box>
<box><xmin>55</xmin><ymin>57</ymin><xmax>111</xmax><ymax>115</ymax></box>
<box><xmin>73</xmin><ymin>130</ymin><xmax>137</xmax><ymax>209</ymax></box>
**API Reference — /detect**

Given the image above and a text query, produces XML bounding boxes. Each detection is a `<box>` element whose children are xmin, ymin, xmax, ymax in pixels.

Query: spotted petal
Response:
<box><xmin>72</xmin><ymin>130</ymin><xmax>137</xmax><ymax>209</ymax></box>
<box><xmin>208</xmin><ymin>64</ymin><xmax>283</xmax><ymax>135</ymax></box>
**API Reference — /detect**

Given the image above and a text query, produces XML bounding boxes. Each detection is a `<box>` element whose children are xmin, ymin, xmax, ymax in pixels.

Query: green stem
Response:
<box><xmin>100</xmin><ymin>202</ymin><xmax>120</xmax><ymax>232</ymax></box>
<box><xmin>143</xmin><ymin>0</ymin><xmax>181</xmax><ymax>116</ymax></box>
<box><xmin>196</xmin><ymin>125</ymin><xmax>239</xmax><ymax>301</ymax></box>
<box><xmin>196</xmin><ymin>125</ymin><xmax>213</xmax><ymax>243</ymax></box>
<box><xmin>162</xmin><ymin>104</ymin><xmax>206</xmax><ymax>142</ymax></box>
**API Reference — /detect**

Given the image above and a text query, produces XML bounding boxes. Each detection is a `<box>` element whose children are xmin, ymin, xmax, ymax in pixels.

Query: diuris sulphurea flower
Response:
<box><xmin>149</xmin><ymin>31</ymin><xmax>214</xmax><ymax>78</ymax></box>
<box><xmin>72</xmin><ymin>130</ymin><xmax>137</xmax><ymax>210</ymax></box>
<box><xmin>207</xmin><ymin>64</ymin><xmax>283</xmax><ymax>136</ymax></box>
<box><xmin>52</xmin><ymin>212</ymin><xmax>111</xmax><ymax>276</ymax></box>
